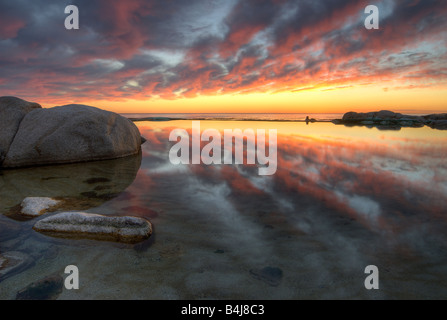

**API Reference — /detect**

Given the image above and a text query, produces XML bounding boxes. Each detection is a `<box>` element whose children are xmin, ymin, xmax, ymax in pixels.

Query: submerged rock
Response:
<box><xmin>0</xmin><ymin>153</ymin><xmax>141</xmax><ymax>218</ymax></box>
<box><xmin>0</xmin><ymin>218</ymin><xmax>21</xmax><ymax>242</ymax></box>
<box><xmin>33</xmin><ymin>212</ymin><xmax>153</xmax><ymax>244</ymax></box>
<box><xmin>16</xmin><ymin>274</ymin><xmax>63</xmax><ymax>300</ymax></box>
<box><xmin>249</xmin><ymin>266</ymin><xmax>283</xmax><ymax>287</ymax></box>
<box><xmin>0</xmin><ymin>251</ymin><xmax>34</xmax><ymax>283</ymax></box>
<box><xmin>2</xmin><ymin>103</ymin><xmax>143</xmax><ymax>168</ymax></box>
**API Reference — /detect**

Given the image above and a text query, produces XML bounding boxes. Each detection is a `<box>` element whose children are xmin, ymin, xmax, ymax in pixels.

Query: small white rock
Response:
<box><xmin>20</xmin><ymin>197</ymin><xmax>61</xmax><ymax>216</ymax></box>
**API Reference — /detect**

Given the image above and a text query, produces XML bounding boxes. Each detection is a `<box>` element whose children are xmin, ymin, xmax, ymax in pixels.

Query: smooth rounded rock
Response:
<box><xmin>0</xmin><ymin>97</ymin><xmax>42</xmax><ymax>164</ymax></box>
<box><xmin>33</xmin><ymin>211</ymin><xmax>153</xmax><ymax>244</ymax></box>
<box><xmin>424</xmin><ymin>113</ymin><xmax>447</xmax><ymax>121</ymax></box>
<box><xmin>3</xmin><ymin>104</ymin><xmax>143</xmax><ymax>168</ymax></box>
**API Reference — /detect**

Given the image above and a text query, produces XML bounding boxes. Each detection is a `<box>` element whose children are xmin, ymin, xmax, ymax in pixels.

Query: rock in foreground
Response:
<box><xmin>16</xmin><ymin>274</ymin><xmax>63</xmax><ymax>300</ymax></box>
<box><xmin>0</xmin><ymin>97</ymin><xmax>42</xmax><ymax>163</ymax></box>
<box><xmin>0</xmin><ymin>97</ymin><xmax>145</xmax><ymax>168</ymax></box>
<box><xmin>2</xmin><ymin>103</ymin><xmax>143</xmax><ymax>168</ymax></box>
<box><xmin>33</xmin><ymin>212</ymin><xmax>152</xmax><ymax>244</ymax></box>
<box><xmin>19</xmin><ymin>197</ymin><xmax>62</xmax><ymax>217</ymax></box>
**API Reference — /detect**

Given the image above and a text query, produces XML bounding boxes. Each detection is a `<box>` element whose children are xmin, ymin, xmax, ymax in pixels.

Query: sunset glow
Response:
<box><xmin>1</xmin><ymin>0</ymin><xmax>446</xmax><ymax>113</ymax></box>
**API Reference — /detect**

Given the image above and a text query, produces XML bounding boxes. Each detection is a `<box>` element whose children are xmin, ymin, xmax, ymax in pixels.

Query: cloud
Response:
<box><xmin>0</xmin><ymin>16</ymin><xmax>25</xmax><ymax>39</ymax></box>
<box><xmin>0</xmin><ymin>0</ymin><xmax>446</xmax><ymax>103</ymax></box>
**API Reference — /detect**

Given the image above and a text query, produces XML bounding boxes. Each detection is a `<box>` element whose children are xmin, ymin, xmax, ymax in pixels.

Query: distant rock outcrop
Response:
<box><xmin>0</xmin><ymin>97</ymin><xmax>145</xmax><ymax>168</ymax></box>
<box><xmin>333</xmin><ymin>110</ymin><xmax>447</xmax><ymax>130</ymax></box>
<box><xmin>422</xmin><ymin>114</ymin><xmax>447</xmax><ymax>130</ymax></box>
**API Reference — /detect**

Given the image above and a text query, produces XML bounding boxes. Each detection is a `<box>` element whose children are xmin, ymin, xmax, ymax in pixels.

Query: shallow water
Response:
<box><xmin>1</xmin><ymin>121</ymin><xmax>447</xmax><ymax>299</ymax></box>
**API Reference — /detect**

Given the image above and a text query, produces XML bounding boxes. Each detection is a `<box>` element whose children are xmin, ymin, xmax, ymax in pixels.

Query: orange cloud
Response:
<box><xmin>1</xmin><ymin>0</ymin><xmax>446</xmax><ymax>113</ymax></box>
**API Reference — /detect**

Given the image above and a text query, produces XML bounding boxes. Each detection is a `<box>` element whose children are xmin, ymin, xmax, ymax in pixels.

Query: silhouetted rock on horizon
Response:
<box><xmin>426</xmin><ymin>120</ymin><xmax>447</xmax><ymax>130</ymax></box>
<box><xmin>0</xmin><ymin>97</ymin><xmax>145</xmax><ymax>168</ymax></box>
<box><xmin>342</xmin><ymin>110</ymin><xmax>424</xmax><ymax>121</ymax></box>
<box><xmin>422</xmin><ymin>114</ymin><xmax>447</xmax><ymax>130</ymax></box>
<box><xmin>333</xmin><ymin>110</ymin><xmax>447</xmax><ymax>130</ymax></box>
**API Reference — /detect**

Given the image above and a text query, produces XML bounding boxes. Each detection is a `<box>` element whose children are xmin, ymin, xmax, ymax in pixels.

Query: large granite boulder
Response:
<box><xmin>0</xmin><ymin>97</ymin><xmax>42</xmax><ymax>163</ymax></box>
<box><xmin>1</xmin><ymin>101</ymin><xmax>143</xmax><ymax>168</ymax></box>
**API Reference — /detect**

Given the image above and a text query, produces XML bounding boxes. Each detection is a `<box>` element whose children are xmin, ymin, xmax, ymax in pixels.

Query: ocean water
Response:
<box><xmin>120</xmin><ymin>113</ymin><xmax>343</xmax><ymax>121</ymax></box>
<box><xmin>1</xmin><ymin>120</ymin><xmax>447</xmax><ymax>299</ymax></box>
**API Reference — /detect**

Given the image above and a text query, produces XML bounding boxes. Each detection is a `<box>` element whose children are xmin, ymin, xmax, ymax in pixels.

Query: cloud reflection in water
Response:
<box><xmin>123</xmin><ymin>121</ymin><xmax>447</xmax><ymax>298</ymax></box>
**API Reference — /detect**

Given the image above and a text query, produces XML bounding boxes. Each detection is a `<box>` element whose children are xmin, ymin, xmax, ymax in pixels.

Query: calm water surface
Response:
<box><xmin>1</xmin><ymin>121</ymin><xmax>446</xmax><ymax>299</ymax></box>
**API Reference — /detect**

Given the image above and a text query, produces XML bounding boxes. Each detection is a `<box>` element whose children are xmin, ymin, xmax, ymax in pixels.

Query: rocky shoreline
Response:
<box><xmin>332</xmin><ymin>110</ymin><xmax>447</xmax><ymax>130</ymax></box>
<box><xmin>0</xmin><ymin>96</ymin><xmax>153</xmax><ymax>250</ymax></box>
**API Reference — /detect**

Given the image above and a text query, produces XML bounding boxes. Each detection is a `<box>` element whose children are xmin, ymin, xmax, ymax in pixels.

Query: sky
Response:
<box><xmin>0</xmin><ymin>0</ymin><xmax>446</xmax><ymax>114</ymax></box>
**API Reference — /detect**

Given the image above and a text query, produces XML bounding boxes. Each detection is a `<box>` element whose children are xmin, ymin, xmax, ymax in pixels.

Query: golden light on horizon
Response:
<box><xmin>3</xmin><ymin>1</ymin><xmax>447</xmax><ymax>117</ymax></box>
<box><xmin>63</xmin><ymin>83</ymin><xmax>447</xmax><ymax>115</ymax></box>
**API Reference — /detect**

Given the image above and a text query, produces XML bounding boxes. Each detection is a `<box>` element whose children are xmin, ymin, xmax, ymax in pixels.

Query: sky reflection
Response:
<box><xmin>2</xmin><ymin>121</ymin><xmax>446</xmax><ymax>299</ymax></box>
<box><xmin>133</xmin><ymin>121</ymin><xmax>447</xmax><ymax>263</ymax></box>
